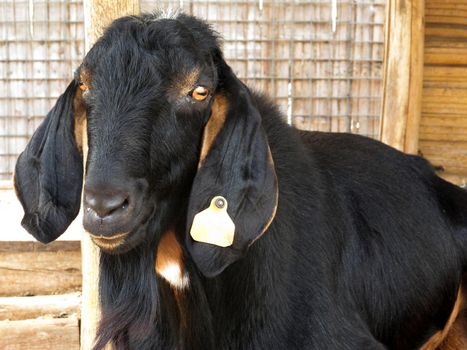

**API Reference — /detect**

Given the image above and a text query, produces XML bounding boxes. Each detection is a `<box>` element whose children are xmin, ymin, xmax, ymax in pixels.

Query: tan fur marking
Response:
<box><xmin>73</xmin><ymin>87</ymin><xmax>87</xmax><ymax>153</ymax></box>
<box><xmin>155</xmin><ymin>230</ymin><xmax>189</xmax><ymax>289</ymax></box>
<box><xmin>439</xmin><ymin>285</ymin><xmax>467</xmax><ymax>350</ymax></box>
<box><xmin>248</xmin><ymin>147</ymin><xmax>278</xmax><ymax>247</ymax></box>
<box><xmin>90</xmin><ymin>232</ymin><xmax>129</xmax><ymax>251</ymax></box>
<box><xmin>171</xmin><ymin>68</ymin><xmax>201</xmax><ymax>96</ymax></box>
<box><xmin>420</xmin><ymin>287</ymin><xmax>464</xmax><ymax>350</ymax></box>
<box><xmin>262</xmin><ymin>147</ymin><xmax>279</xmax><ymax>234</ymax></box>
<box><xmin>199</xmin><ymin>95</ymin><xmax>229</xmax><ymax>166</ymax></box>
<box><xmin>79</xmin><ymin>68</ymin><xmax>92</xmax><ymax>89</ymax></box>
<box><xmin>74</xmin><ymin>68</ymin><xmax>90</xmax><ymax>152</ymax></box>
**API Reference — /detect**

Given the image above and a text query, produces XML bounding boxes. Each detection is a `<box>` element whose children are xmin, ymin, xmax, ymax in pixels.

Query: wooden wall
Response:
<box><xmin>419</xmin><ymin>0</ymin><xmax>467</xmax><ymax>185</ymax></box>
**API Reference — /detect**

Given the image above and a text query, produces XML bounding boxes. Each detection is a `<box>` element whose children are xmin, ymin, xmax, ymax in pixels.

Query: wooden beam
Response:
<box><xmin>81</xmin><ymin>1</ymin><xmax>140</xmax><ymax>349</ymax></box>
<box><xmin>0</xmin><ymin>248</ymin><xmax>81</xmax><ymax>297</ymax></box>
<box><xmin>0</xmin><ymin>315</ymin><xmax>79</xmax><ymax>350</ymax></box>
<box><xmin>0</xmin><ymin>293</ymin><xmax>80</xmax><ymax>321</ymax></box>
<box><xmin>380</xmin><ymin>0</ymin><xmax>425</xmax><ymax>154</ymax></box>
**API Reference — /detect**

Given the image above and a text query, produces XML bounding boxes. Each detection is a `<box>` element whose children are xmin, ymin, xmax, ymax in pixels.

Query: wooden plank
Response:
<box><xmin>420</xmin><ymin>140</ymin><xmax>467</xmax><ymax>153</ymax></box>
<box><xmin>419</xmin><ymin>132</ymin><xmax>467</xmax><ymax>142</ymax></box>
<box><xmin>425</xmin><ymin>0</ymin><xmax>467</xmax><ymax>179</ymax></box>
<box><xmin>434</xmin><ymin>166</ymin><xmax>467</xmax><ymax>175</ymax></box>
<box><xmin>439</xmin><ymin>173</ymin><xmax>467</xmax><ymax>186</ymax></box>
<box><xmin>423</xmin><ymin>80</ymin><xmax>467</xmax><ymax>89</ymax></box>
<box><xmin>421</xmin><ymin>116</ymin><xmax>467</xmax><ymax>128</ymax></box>
<box><xmin>0</xmin><ymin>314</ymin><xmax>79</xmax><ymax>350</ymax></box>
<box><xmin>425</xmin><ymin>47</ymin><xmax>467</xmax><ymax>65</ymax></box>
<box><xmin>422</xmin><ymin>149</ymin><xmax>467</xmax><ymax>163</ymax></box>
<box><xmin>0</xmin><ymin>293</ymin><xmax>80</xmax><ymax>321</ymax></box>
<box><xmin>380</xmin><ymin>0</ymin><xmax>425</xmax><ymax>153</ymax></box>
<box><xmin>422</xmin><ymin>103</ymin><xmax>467</xmax><ymax>114</ymax></box>
<box><xmin>0</xmin><ymin>241</ymin><xmax>80</xmax><ymax>253</ymax></box>
<box><xmin>423</xmin><ymin>87</ymin><xmax>467</xmax><ymax>98</ymax></box>
<box><xmin>422</xmin><ymin>96</ymin><xmax>467</xmax><ymax>105</ymax></box>
<box><xmin>425</xmin><ymin>24</ymin><xmax>467</xmax><ymax>39</ymax></box>
<box><xmin>0</xmin><ymin>249</ymin><xmax>81</xmax><ymax>297</ymax></box>
<box><xmin>426</xmin><ymin>15</ymin><xmax>467</xmax><ymax>26</ymax></box>
<box><xmin>426</xmin><ymin>0</ymin><xmax>467</xmax><ymax>8</ymax></box>
<box><xmin>420</xmin><ymin>158</ymin><xmax>467</xmax><ymax>174</ymax></box>
<box><xmin>425</xmin><ymin>39</ymin><xmax>467</xmax><ymax>49</ymax></box>
<box><xmin>424</xmin><ymin>66</ymin><xmax>467</xmax><ymax>81</ymax></box>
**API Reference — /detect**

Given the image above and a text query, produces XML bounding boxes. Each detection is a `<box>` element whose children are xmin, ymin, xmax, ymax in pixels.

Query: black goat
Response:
<box><xmin>14</xmin><ymin>12</ymin><xmax>467</xmax><ymax>350</ymax></box>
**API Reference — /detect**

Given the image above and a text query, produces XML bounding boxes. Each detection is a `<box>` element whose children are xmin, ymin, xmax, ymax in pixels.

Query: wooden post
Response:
<box><xmin>81</xmin><ymin>1</ymin><xmax>140</xmax><ymax>349</ymax></box>
<box><xmin>379</xmin><ymin>0</ymin><xmax>425</xmax><ymax>154</ymax></box>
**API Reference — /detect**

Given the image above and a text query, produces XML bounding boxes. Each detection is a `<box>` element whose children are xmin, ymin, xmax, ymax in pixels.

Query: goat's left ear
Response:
<box><xmin>14</xmin><ymin>80</ymin><xmax>83</xmax><ymax>243</ymax></box>
<box><xmin>186</xmin><ymin>60</ymin><xmax>278</xmax><ymax>277</ymax></box>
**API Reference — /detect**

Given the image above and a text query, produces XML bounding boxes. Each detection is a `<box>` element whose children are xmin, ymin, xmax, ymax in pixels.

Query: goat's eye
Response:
<box><xmin>190</xmin><ymin>86</ymin><xmax>209</xmax><ymax>101</ymax></box>
<box><xmin>79</xmin><ymin>82</ymin><xmax>88</xmax><ymax>92</ymax></box>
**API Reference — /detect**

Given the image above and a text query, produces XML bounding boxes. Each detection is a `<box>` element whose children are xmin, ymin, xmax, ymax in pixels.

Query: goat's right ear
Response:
<box><xmin>14</xmin><ymin>80</ymin><xmax>83</xmax><ymax>243</ymax></box>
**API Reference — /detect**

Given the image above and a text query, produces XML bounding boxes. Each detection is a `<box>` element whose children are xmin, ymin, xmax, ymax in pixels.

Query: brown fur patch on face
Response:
<box><xmin>248</xmin><ymin>146</ymin><xmax>278</xmax><ymax>248</ymax></box>
<box><xmin>198</xmin><ymin>94</ymin><xmax>229</xmax><ymax>166</ymax></box>
<box><xmin>155</xmin><ymin>230</ymin><xmax>189</xmax><ymax>289</ymax></box>
<box><xmin>73</xmin><ymin>68</ymin><xmax>90</xmax><ymax>153</ymax></box>
<box><xmin>73</xmin><ymin>87</ymin><xmax>87</xmax><ymax>153</ymax></box>
<box><xmin>79</xmin><ymin>68</ymin><xmax>92</xmax><ymax>90</ymax></box>
<box><xmin>421</xmin><ymin>287</ymin><xmax>464</xmax><ymax>350</ymax></box>
<box><xmin>170</xmin><ymin>68</ymin><xmax>201</xmax><ymax>97</ymax></box>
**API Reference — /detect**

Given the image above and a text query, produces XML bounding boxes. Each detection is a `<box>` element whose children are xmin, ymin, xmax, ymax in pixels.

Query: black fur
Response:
<box><xmin>15</xmin><ymin>12</ymin><xmax>467</xmax><ymax>349</ymax></box>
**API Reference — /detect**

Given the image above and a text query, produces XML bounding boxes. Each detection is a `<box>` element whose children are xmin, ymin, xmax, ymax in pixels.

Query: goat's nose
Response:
<box><xmin>83</xmin><ymin>188</ymin><xmax>129</xmax><ymax>219</ymax></box>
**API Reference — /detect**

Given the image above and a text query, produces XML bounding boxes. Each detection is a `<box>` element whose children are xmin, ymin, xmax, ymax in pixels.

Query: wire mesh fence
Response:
<box><xmin>0</xmin><ymin>0</ymin><xmax>385</xmax><ymax>181</ymax></box>
<box><xmin>0</xmin><ymin>0</ymin><xmax>84</xmax><ymax>181</ymax></box>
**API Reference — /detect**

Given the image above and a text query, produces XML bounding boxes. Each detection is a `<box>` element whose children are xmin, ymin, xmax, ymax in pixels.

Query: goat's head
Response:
<box><xmin>15</xmin><ymin>13</ymin><xmax>278</xmax><ymax>277</ymax></box>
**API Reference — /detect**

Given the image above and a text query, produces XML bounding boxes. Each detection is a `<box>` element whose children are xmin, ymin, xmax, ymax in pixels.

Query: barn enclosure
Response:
<box><xmin>0</xmin><ymin>0</ymin><xmax>466</xmax><ymax>349</ymax></box>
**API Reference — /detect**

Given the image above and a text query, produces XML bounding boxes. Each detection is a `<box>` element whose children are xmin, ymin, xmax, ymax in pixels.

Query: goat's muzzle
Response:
<box><xmin>83</xmin><ymin>178</ymin><xmax>149</xmax><ymax>250</ymax></box>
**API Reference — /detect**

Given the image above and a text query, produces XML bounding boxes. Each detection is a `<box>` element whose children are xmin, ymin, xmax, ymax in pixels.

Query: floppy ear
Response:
<box><xmin>186</xmin><ymin>57</ymin><xmax>278</xmax><ymax>277</ymax></box>
<box><xmin>14</xmin><ymin>80</ymin><xmax>83</xmax><ymax>243</ymax></box>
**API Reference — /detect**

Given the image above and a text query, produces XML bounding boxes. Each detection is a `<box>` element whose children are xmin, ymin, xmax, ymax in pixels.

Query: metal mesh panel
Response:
<box><xmin>0</xmin><ymin>0</ymin><xmax>385</xmax><ymax>181</ymax></box>
<box><xmin>141</xmin><ymin>0</ymin><xmax>385</xmax><ymax>138</ymax></box>
<box><xmin>0</xmin><ymin>0</ymin><xmax>85</xmax><ymax>181</ymax></box>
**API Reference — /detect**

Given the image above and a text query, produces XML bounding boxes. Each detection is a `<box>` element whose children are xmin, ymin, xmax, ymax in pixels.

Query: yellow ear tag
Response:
<box><xmin>190</xmin><ymin>196</ymin><xmax>235</xmax><ymax>247</ymax></box>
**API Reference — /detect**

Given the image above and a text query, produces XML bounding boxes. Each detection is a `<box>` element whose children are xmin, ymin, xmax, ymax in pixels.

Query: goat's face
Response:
<box><xmin>15</xmin><ymin>13</ymin><xmax>278</xmax><ymax>277</ymax></box>
<box><xmin>79</xmin><ymin>17</ymin><xmax>221</xmax><ymax>252</ymax></box>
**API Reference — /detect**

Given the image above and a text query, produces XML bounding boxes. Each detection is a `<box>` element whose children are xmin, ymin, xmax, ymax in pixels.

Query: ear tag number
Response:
<box><xmin>190</xmin><ymin>196</ymin><xmax>235</xmax><ymax>247</ymax></box>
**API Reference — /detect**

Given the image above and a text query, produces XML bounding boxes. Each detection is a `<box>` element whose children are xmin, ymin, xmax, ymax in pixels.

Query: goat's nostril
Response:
<box><xmin>121</xmin><ymin>199</ymin><xmax>129</xmax><ymax>210</ymax></box>
<box><xmin>84</xmin><ymin>191</ymin><xmax>130</xmax><ymax>219</ymax></box>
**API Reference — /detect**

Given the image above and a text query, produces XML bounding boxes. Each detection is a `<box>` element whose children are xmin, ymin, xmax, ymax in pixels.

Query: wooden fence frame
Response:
<box><xmin>380</xmin><ymin>0</ymin><xmax>425</xmax><ymax>154</ymax></box>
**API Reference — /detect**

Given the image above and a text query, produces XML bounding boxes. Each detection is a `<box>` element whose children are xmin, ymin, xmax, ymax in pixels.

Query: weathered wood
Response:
<box><xmin>0</xmin><ymin>314</ymin><xmax>79</xmax><ymax>350</ymax></box>
<box><xmin>379</xmin><ymin>0</ymin><xmax>425</xmax><ymax>154</ymax></box>
<box><xmin>425</xmin><ymin>47</ymin><xmax>467</xmax><ymax>65</ymax></box>
<box><xmin>0</xmin><ymin>293</ymin><xmax>80</xmax><ymax>321</ymax></box>
<box><xmin>421</xmin><ymin>116</ymin><xmax>467</xmax><ymax>128</ymax></box>
<box><xmin>423</xmin><ymin>88</ymin><xmax>467</xmax><ymax>99</ymax></box>
<box><xmin>0</xmin><ymin>241</ymin><xmax>80</xmax><ymax>253</ymax></box>
<box><xmin>422</xmin><ymin>103</ymin><xmax>467</xmax><ymax>114</ymax></box>
<box><xmin>425</xmin><ymin>26</ymin><xmax>467</xmax><ymax>38</ymax></box>
<box><xmin>420</xmin><ymin>126</ymin><xmax>467</xmax><ymax>141</ymax></box>
<box><xmin>0</xmin><ymin>248</ymin><xmax>81</xmax><ymax>297</ymax></box>
<box><xmin>81</xmin><ymin>2</ymin><xmax>140</xmax><ymax>349</ymax></box>
<box><xmin>83</xmin><ymin>0</ymin><xmax>140</xmax><ymax>51</ymax></box>
<box><xmin>420</xmin><ymin>141</ymin><xmax>467</xmax><ymax>153</ymax></box>
<box><xmin>440</xmin><ymin>173</ymin><xmax>467</xmax><ymax>187</ymax></box>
